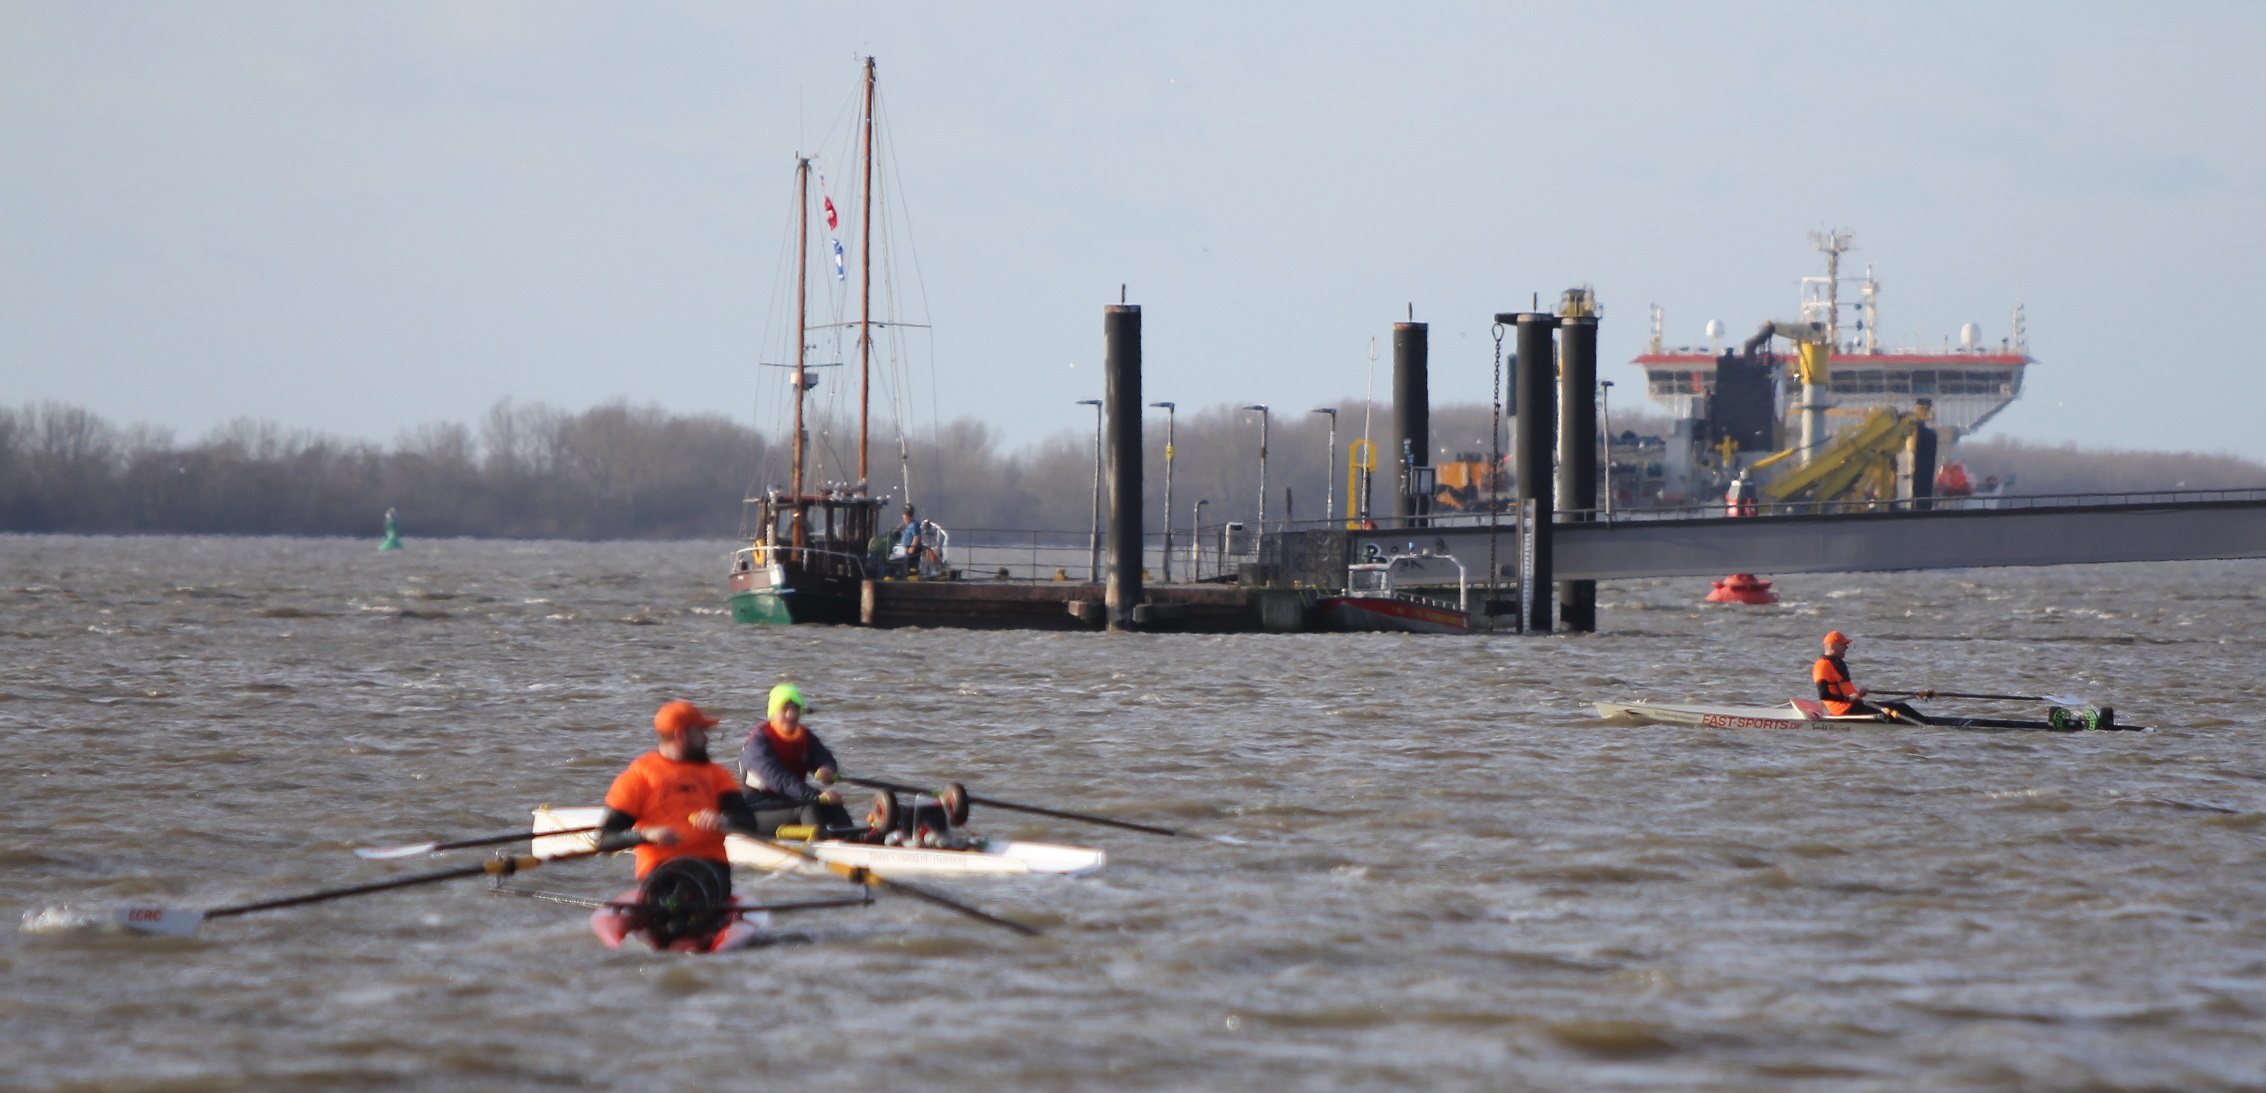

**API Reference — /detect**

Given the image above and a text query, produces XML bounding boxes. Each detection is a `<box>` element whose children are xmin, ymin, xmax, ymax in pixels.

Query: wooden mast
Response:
<box><xmin>857</xmin><ymin>56</ymin><xmax>876</xmax><ymax>490</ymax></box>
<box><xmin>792</xmin><ymin>155</ymin><xmax>809</xmax><ymax>547</ymax></box>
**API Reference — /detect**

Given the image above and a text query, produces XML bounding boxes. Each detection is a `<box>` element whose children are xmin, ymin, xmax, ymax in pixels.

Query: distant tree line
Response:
<box><xmin>2</xmin><ymin>399</ymin><xmax>2259</xmax><ymax>541</ymax></box>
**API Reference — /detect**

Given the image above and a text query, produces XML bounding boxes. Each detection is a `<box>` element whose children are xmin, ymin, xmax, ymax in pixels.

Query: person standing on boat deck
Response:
<box><xmin>739</xmin><ymin>683</ymin><xmax>855</xmax><ymax>835</ymax></box>
<box><xmin>892</xmin><ymin>505</ymin><xmax>924</xmax><ymax>577</ymax></box>
<box><xmin>1813</xmin><ymin>632</ymin><xmax>1926</xmax><ymax>723</ymax></box>
<box><xmin>593</xmin><ymin>700</ymin><xmax>764</xmax><ymax>948</ymax></box>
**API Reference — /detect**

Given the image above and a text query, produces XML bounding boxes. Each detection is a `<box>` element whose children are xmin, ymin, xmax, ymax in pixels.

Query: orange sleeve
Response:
<box><xmin>603</xmin><ymin>754</ymin><xmax>652</xmax><ymax>818</ymax></box>
<box><xmin>1812</xmin><ymin>658</ymin><xmax>1831</xmax><ymax>683</ymax></box>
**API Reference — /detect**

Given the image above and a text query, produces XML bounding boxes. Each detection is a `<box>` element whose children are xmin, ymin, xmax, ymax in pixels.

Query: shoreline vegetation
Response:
<box><xmin>3</xmin><ymin>399</ymin><xmax>2260</xmax><ymax>542</ymax></box>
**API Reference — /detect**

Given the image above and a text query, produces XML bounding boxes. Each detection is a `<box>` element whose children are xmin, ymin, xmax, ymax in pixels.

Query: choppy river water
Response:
<box><xmin>4</xmin><ymin>535</ymin><xmax>2264</xmax><ymax>1091</ymax></box>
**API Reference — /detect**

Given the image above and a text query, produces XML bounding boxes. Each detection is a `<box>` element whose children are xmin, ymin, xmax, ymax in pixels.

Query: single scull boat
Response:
<box><xmin>1595</xmin><ymin>699</ymin><xmax>2143</xmax><ymax>732</ymax></box>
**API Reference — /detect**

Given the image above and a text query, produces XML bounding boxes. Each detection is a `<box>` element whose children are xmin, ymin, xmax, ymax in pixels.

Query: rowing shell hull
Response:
<box><xmin>1594</xmin><ymin>699</ymin><xmax>1889</xmax><ymax>729</ymax></box>
<box><xmin>531</xmin><ymin>806</ymin><xmax>1106</xmax><ymax>878</ymax></box>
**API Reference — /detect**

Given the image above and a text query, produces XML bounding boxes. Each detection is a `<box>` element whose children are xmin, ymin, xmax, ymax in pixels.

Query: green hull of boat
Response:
<box><xmin>730</xmin><ymin>588</ymin><xmax>860</xmax><ymax>626</ymax></box>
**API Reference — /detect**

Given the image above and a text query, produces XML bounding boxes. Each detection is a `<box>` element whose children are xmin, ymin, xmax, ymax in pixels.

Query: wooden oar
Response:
<box><xmin>355</xmin><ymin>825</ymin><xmax>601</xmax><ymax>860</ymax></box>
<box><xmin>723</xmin><ymin>823</ymin><xmax>1040</xmax><ymax>937</ymax></box>
<box><xmin>840</xmin><ymin>774</ymin><xmax>1198</xmax><ymax>840</ymax></box>
<box><xmin>115</xmin><ymin>844</ymin><xmax>617</xmax><ymax>937</ymax></box>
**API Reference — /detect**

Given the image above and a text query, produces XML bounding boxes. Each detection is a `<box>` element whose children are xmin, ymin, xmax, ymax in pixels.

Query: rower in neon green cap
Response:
<box><xmin>737</xmin><ymin>683</ymin><xmax>851</xmax><ymax>835</ymax></box>
<box><xmin>766</xmin><ymin>683</ymin><xmax>804</xmax><ymax>722</ymax></box>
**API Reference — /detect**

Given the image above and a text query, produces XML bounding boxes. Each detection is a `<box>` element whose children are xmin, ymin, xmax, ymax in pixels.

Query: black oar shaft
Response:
<box><xmin>206</xmin><ymin>849</ymin><xmax>601</xmax><ymax>919</ymax></box>
<box><xmin>722</xmin><ymin>823</ymin><xmax>1039</xmax><ymax>937</ymax></box>
<box><xmin>883</xmin><ymin>879</ymin><xmax>1041</xmax><ymax>936</ymax></box>
<box><xmin>841</xmin><ymin>775</ymin><xmax>1180</xmax><ymax>838</ymax></box>
<box><xmin>1880</xmin><ymin>689</ymin><xmax>2055</xmax><ymax>703</ymax></box>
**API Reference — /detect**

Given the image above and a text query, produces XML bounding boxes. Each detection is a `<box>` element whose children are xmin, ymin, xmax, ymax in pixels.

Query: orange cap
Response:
<box><xmin>653</xmin><ymin>700</ymin><xmax>720</xmax><ymax>736</ymax></box>
<box><xmin>1823</xmin><ymin>631</ymin><xmax>1852</xmax><ymax>645</ymax></box>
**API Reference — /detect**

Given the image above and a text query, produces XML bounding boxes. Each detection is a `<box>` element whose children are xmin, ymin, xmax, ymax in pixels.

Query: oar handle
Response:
<box><xmin>840</xmin><ymin>775</ymin><xmax>1182</xmax><ymax>838</ymax></box>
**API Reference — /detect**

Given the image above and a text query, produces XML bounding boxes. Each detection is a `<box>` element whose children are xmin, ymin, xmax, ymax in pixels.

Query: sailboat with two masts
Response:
<box><xmin>728</xmin><ymin>58</ymin><xmax>920</xmax><ymax>625</ymax></box>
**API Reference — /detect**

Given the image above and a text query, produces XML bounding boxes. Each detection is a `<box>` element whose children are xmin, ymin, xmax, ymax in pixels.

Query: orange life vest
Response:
<box><xmin>1812</xmin><ymin>655</ymin><xmax>1861</xmax><ymax>716</ymax></box>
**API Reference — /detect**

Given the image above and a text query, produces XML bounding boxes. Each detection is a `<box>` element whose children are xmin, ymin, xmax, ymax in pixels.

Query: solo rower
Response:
<box><xmin>1813</xmin><ymin>631</ymin><xmax>1925</xmax><ymax>723</ymax></box>
<box><xmin>592</xmin><ymin>700</ymin><xmax>765</xmax><ymax>951</ymax></box>
<box><xmin>739</xmin><ymin>684</ymin><xmax>855</xmax><ymax>835</ymax></box>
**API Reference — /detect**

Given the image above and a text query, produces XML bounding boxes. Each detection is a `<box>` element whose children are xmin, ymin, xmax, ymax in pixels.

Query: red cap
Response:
<box><xmin>653</xmin><ymin>700</ymin><xmax>720</xmax><ymax>736</ymax></box>
<box><xmin>1823</xmin><ymin>631</ymin><xmax>1852</xmax><ymax>645</ymax></box>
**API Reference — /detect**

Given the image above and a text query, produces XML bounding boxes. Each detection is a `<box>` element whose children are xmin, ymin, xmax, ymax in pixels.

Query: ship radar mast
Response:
<box><xmin>1859</xmin><ymin>264</ymin><xmax>1879</xmax><ymax>354</ymax></box>
<box><xmin>1802</xmin><ymin>227</ymin><xmax>1854</xmax><ymax>349</ymax></box>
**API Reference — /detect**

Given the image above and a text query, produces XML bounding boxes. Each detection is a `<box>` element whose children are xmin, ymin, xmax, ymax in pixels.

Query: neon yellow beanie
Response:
<box><xmin>767</xmin><ymin>683</ymin><xmax>805</xmax><ymax>721</ymax></box>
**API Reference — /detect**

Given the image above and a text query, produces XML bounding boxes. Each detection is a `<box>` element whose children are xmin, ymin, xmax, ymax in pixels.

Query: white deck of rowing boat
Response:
<box><xmin>531</xmin><ymin>805</ymin><xmax>1107</xmax><ymax>878</ymax></box>
<box><xmin>1595</xmin><ymin>700</ymin><xmax>1891</xmax><ymax>728</ymax></box>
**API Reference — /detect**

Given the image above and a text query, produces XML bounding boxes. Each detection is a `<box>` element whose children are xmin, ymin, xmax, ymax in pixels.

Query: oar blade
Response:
<box><xmin>353</xmin><ymin>842</ymin><xmax>439</xmax><ymax>861</ymax></box>
<box><xmin>2043</xmin><ymin>693</ymin><xmax>2092</xmax><ymax>709</ymax></box>
<box><xmin>115</xmin><ymin>906</ymin><xmax>205</xmax><ymax>937</ymax></box>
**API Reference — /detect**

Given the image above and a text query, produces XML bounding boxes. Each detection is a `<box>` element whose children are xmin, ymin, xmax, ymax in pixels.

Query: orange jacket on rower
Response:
<box><xmin>1812</xmin><ymin>631</ymin><xmax>1867</xmax><ymax>716</ymax></box>
<box><xmin>600</xmin><ymin>700</ymin><xmax>763</xmax><ymax>879</ymax></box>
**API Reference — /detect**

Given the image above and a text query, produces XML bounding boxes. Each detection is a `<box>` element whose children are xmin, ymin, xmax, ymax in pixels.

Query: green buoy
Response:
<box><xmin>378</xmin><ymin>508</ymin><xmax>403</xmax><ymax>551</ymax></box>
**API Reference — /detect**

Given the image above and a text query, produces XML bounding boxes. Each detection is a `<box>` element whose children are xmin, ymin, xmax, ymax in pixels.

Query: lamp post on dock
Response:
<box><xmin>1310</xmin><ymin>407</ymin><xmax>1338</xmax><ymax>524</ymax></box>
<box><xmin>1599</xmin><ymin>380</ymin><xmax>1615</xmax><ymax>520</ymax></box>
<box><xmin>1151</xmin><ymin>401</ymin><xmax>1176</xmax><ymax>581</ymax></box>
<box><xmin>1077</xmin><ymin>398</ymin><xmax>1103</xmax><ymax>580</ymax></box>
<box><xmin>1193</xmin><ymin>498</ymin><xmax>1209</xmax><ymax>580</ymax></box>
<box><xmin>1243</xmin><ymin>404</ymin><xmax>1269</xmax><ymax>533</ymax></box>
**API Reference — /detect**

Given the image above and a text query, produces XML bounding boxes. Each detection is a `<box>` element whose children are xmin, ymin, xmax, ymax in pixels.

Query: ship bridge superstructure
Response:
<box><xmin>1633</xmin><ymin>345</ymin><xmax>2030</xmax><ymax>436</ymax></box>
<box><xmin>1633</xmin><ymin>241</ymin><xmax>2032</xmax><ymax>441</ymax></box>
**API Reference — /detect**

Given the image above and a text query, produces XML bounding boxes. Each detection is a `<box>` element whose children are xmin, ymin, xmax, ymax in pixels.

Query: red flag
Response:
<box><xmin>823</xmin><ymin>196</ymin><xmax>839</xmax><ymax>231</ymax></box>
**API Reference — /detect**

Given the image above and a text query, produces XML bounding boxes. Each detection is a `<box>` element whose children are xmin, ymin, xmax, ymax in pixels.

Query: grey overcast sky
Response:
<box><xmin>4</xmin><ymin>2</ymin><xmax>2263</xmax><ymax>457</ymax></box>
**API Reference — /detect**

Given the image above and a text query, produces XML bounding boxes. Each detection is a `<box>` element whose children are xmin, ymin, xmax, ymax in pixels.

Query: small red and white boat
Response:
<box><xmin>1318</xmin><ymin>552</ymin><xmax>1472</xmax><ymax>634</ymax></box>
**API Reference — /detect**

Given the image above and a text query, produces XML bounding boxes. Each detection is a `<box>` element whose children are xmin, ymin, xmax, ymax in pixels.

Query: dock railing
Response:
<box><xmin>897</xmin><ymin>488</ymin><xmax>2266</xmax><ymax>588</ymax></box>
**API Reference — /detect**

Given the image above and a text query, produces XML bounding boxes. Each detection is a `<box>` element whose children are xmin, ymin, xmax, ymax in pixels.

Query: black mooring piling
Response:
<box><xmin>1555</xmin><ymin>314</ymin><xmax>1599</xmax><ymax>633</ymax></box>
<box><xmin>1507</xmin><ymin>312</ymin><xmax>1560</xmax><ymax>634</ymax></box>
<box><xmin>1104</xmin><ymin>304</ymin><xmax>1143</xmax><ymax>631</ymax></box>
<box><xmin>1392</xmin><ymin>321</ymin><xmax>1430</xmax><ymax>524</ymax></box>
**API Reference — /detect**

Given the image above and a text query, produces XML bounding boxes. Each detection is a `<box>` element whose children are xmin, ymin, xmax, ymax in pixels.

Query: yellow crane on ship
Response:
<box><xmin>1739</xmin><ymin>303</ymin><xmax>1936</xmax><ymax>509</ymax></box>
<box><xmin>1747</xmin><ymin>403</ymin><xmax>1934</xmax><ymax>508</ymax></box>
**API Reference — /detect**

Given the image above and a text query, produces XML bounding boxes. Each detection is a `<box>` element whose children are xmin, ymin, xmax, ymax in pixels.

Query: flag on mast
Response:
<box><xmin>832</xmin><ymin>238</ymin><xmax>846</xmax><ymax>281</ymax></box>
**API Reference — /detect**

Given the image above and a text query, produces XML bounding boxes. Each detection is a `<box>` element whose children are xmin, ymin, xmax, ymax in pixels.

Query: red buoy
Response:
<box><xmin>1706</xmin><ymin>574</ymin><xmax>1778</xmax><ymax>605</ymax></box>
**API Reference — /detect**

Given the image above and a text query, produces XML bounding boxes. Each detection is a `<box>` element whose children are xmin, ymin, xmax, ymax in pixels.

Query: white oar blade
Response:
<box><xmin>2043</xmin><ymin>694</ymin><xmax>2092</xmax><ymax>709</ymax></box>
<box><xmin>354</xmin><ymin>842</ymin><xmax>438</xmax><ymax>860</ymax></box>
<box><xmin>115</xmin><ymin>906</ymin><xmax>205</xmax><ymax>937</ymax></box>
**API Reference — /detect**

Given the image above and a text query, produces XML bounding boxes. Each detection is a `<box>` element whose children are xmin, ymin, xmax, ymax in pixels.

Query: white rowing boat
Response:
<box><xmin>1594</xmin><ymin>699</ymin><xmax>2138</xmax><ymax>732</ymax></box>
<box><xmin>530</xmin><ymin>806</ymin><xmax>1108</xmax><ymax>878</ymax></box>
<box><xmin>1594</xmin><ymin>699</ymin><xmax>1887</xmax><ymax>729</ymax></box>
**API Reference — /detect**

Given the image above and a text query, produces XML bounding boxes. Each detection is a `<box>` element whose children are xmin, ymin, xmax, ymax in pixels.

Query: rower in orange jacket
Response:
<box><xmin>1813</xmin><ymin>632</ymin><xmax>1925</xmax><ymax>723</ymax></box>
<box><xmin>591</xmin><ymin>700</ymin><xmax>767</xmax><ymax>951</ymax></box>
